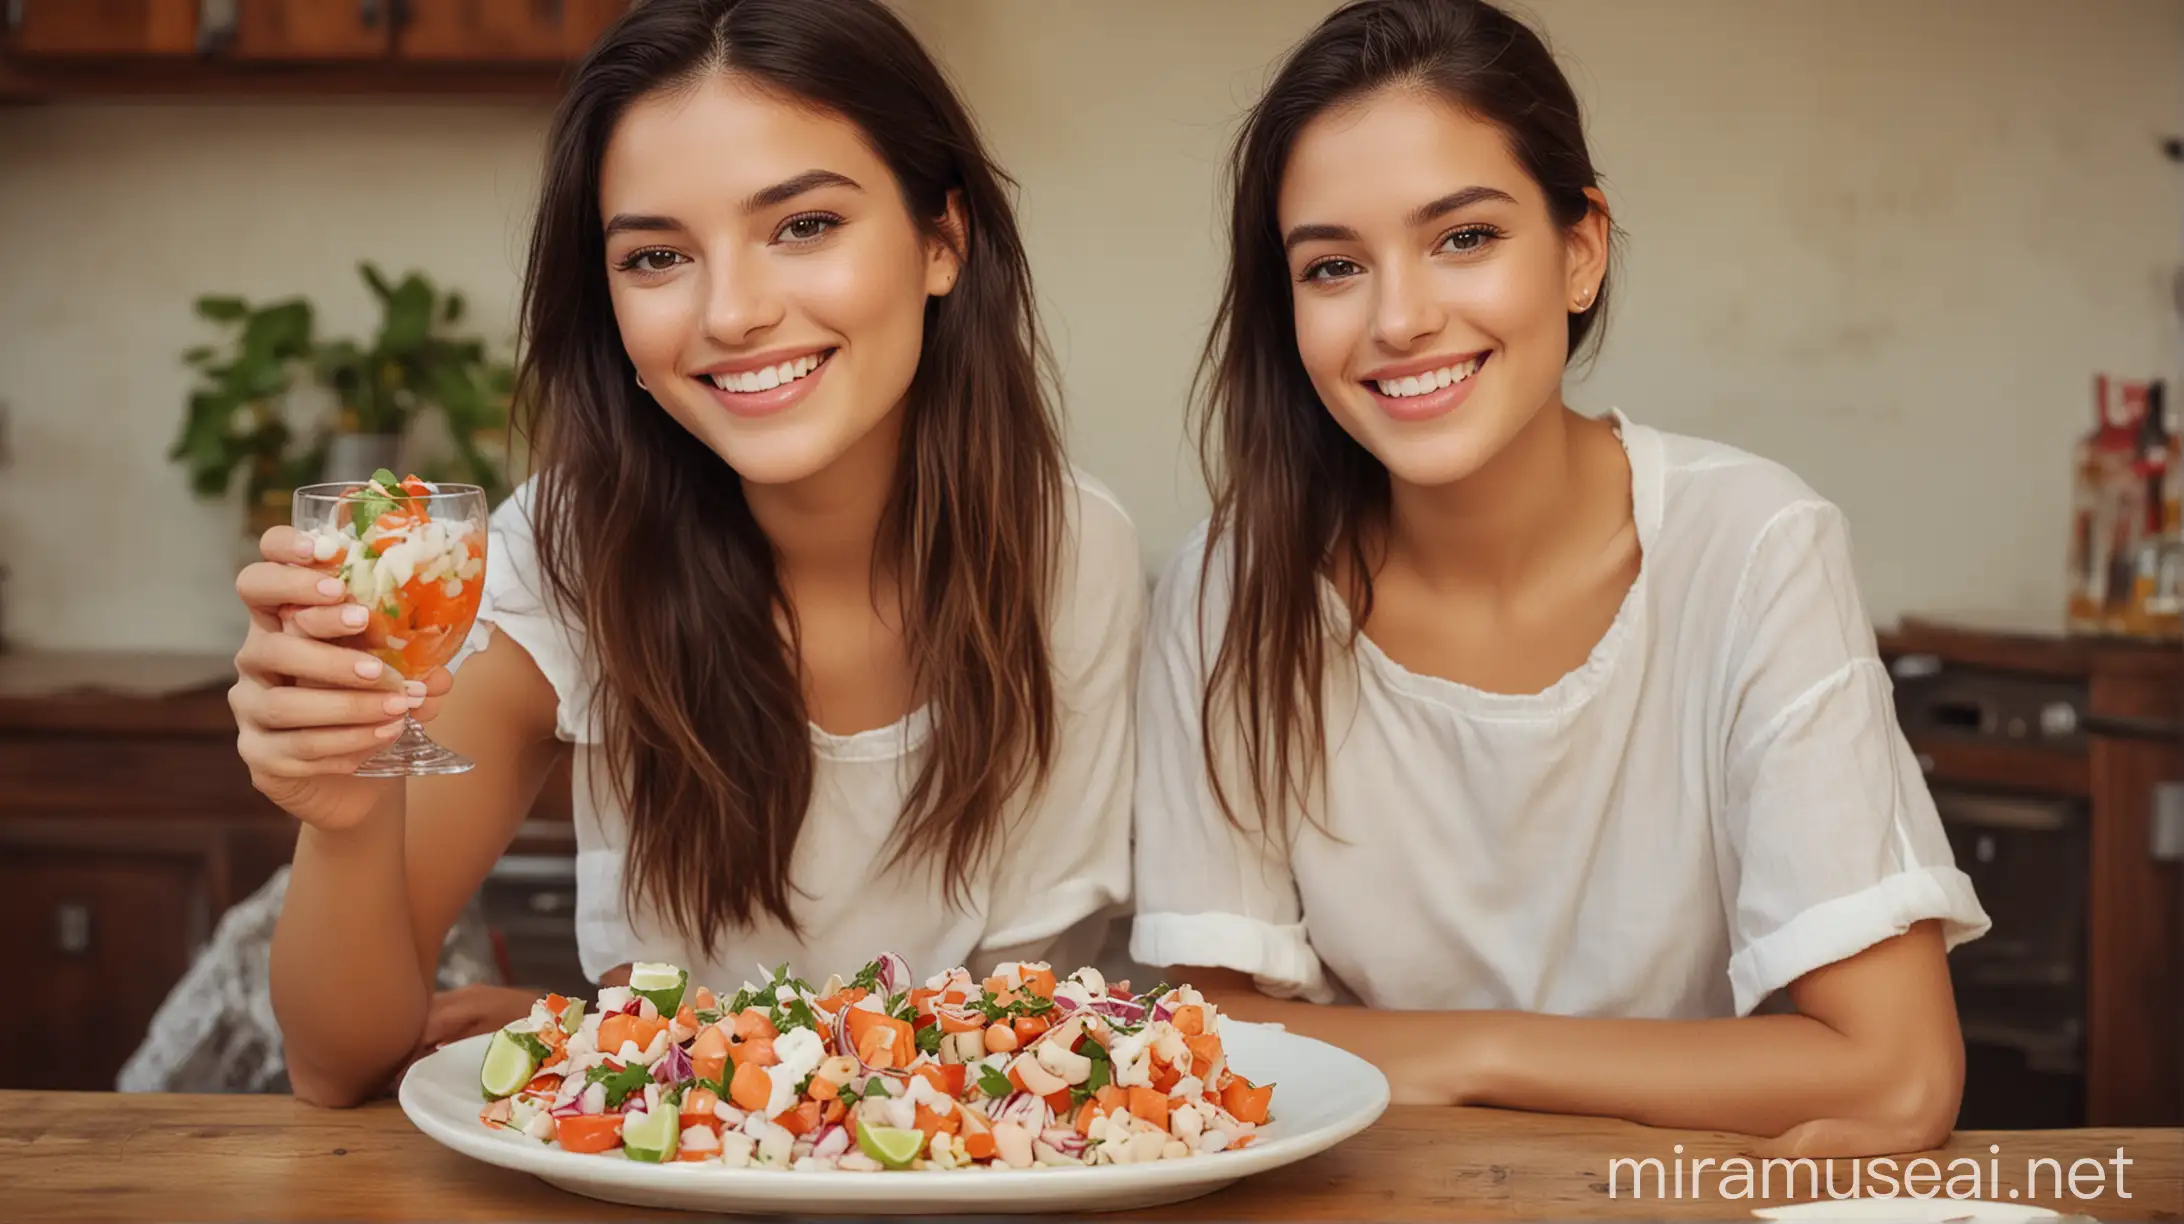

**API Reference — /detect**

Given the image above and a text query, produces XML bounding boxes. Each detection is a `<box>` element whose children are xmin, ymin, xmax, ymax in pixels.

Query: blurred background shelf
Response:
<box><xmin>0</xmin><ymin>650</ymin><xmax>579</xmax><ymax>1093</ymax></box>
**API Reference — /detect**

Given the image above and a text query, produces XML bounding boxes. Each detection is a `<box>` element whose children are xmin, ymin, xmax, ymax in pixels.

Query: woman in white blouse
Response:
<box><xmin>1132</xmin><ymin>0</ymin><xmax>1989</xmax><ymax>1156</ymax></box>
<box><xmin>227</xmin><ymin>0</ymin><xmax>1141</xmax><ymax>1107</ymax></box>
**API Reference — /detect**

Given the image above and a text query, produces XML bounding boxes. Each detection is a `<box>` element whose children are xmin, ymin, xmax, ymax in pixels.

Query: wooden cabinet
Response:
<box><xmin>229</xmin><ymin>0</ymin><xmax>392</xmax><ymax>61</ymax></box>
<box><xmin>0</xmin><ymin>652</ymin><xmax>578</xmax><ymax>1092</ymax></box>
<box><xmin>1882</xmin><ymin>616</ymin><xmax>2182</xmax><ymax>1128</ymax></box>
<box><xmin>4</xmin><ymin>0</ymin><xmax>198</xmax><ymax>56</ymax></box>
<box><xmin>398</xmin><ymin>0</ymin><xmax>624</xmax><ymax>63</ymax></box>
<box><xmin>0</xmin><ymin>0</ymin><xmax>633</xmax><ymax>99</ymax></box>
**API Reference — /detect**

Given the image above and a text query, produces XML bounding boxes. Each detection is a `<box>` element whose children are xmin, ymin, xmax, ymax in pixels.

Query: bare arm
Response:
<box><xmin>239</xmin><ymin>527</ymin><xmax>561</xmax><ymax>1107</ymax></box>
<box><xmin>1175</xmin><ymin>921</ymin><xmax>1963</xmax><ymax>1157</ymax></box>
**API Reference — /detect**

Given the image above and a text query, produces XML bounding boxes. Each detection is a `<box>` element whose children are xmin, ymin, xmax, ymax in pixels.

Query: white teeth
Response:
<box><xmin>708</xmin><ymin>352</ymin><xmax>827</xmax><ymax>393</ymax></box>
<box><xmin>1374</xmin><ymin>356</ymin><xmax>1481</xmax><ymax>398</ymax></box>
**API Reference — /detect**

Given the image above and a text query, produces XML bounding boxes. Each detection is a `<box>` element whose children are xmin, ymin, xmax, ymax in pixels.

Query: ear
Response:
<box><xmin>1565</xmin><ymin>186</ymin><xmax>1612</xmax><ymax>314</ymax></box>
<box><xmin>926</xmin><ymin>189</ymin><xmax>968</xmax><ymax>298</ymax></box>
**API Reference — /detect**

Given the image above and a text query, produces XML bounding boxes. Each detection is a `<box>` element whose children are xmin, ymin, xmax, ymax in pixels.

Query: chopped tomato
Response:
<box><xmin>821</xmin><ymin>1099</ymin><xmax>845</xmax><ymax>1125</ymax></box>
<box><xmin>1184</xmin><ymin>1034</ymin><xmax>1223</xmax><ymax>1076</ymax></box>
<box><xmin>778</xmin><ymin>1100</ymin><xmax>823</xmax><ymax>1136</ymax></box>
<box><xmin>733</xmin><ymin>1008</ymin><xmax>779</xmax><ymax>1042</ymax></box>
<box><xmin>912</xmin><ymin>1103</ymin><xmax>959</xmax><ymax>1143</ymax></box>
<box><xmin>595</xmin><ymin>1013</ymin><xmax>637</xmax><ymax>1056</ymax></box>
<box><xmin>844</xmin><ymin>1009</ymin><xmax>914</xmax><ymax>1071</ymax></box>
<box><xmin>807</xmin><ymin>1075</ymin><xmax>839</xmax><ymax>1102</ymax></box>
<box><xmin>731</xmin><ymin>1035</ymin><xmax>778</xmax><ymax>1069</ymax></box>
<box><xmin>690</xmin><ymin>1025</ymin><xmax>730</xmax><ymax>1086</ymax></box>
<box><xmin>1011</xmin><ymin>1015</ymin><xmax>1050</xmax><ymax>1043</ymax></box>
<box><xmin>1094</xmin><ymin>1085</ymin><xmax>1127</xmax><ymax>1113</ymax></box>
<box><xmin>680</xmin><ymin>1086</ymin><xmax>720</xmax><ymax>1121</ymax></box>
<box><xmin>1127</xmin><ymin>1085</ymin><xmax>1170</xmax><ymax>1133</ymax></box>
<box><xmin>555</xmin><ymin>1114</ymin><xmax>623</xmax><ymax>1154</ymax></box>
<box><xmin>1150</xmin><ymin>1058</ymin><xmax>1182</xmax><ymax>1094</ymax></box>
<box><xmin>962</xmin><ymin>1131</ymin><xmax>997</xmax><ymax>1161</ymax></box>
<box><xmin>937</xmin><ymin>1009</ymin><xmax>984</xmax><ymax>1034</ymax></box>
<box><xmin>1022</xmin><ymin>966</ymin><xmax>1058</xmax><ymax>999</ymax></box>
<box><xmin>1043</xmin><ymin>1088</ymin><xmax>1074</xmax><ymax>1117</ymax></box>
<box><xmin>728</xmin><ymin>1061</ymin><xmax>772</xmax><ymax>1112</ymax></box>
<box><xmin>1221</xmin><ymin>1080</ymin><xmax>1273</xmax><ymax>1126</ymax></box>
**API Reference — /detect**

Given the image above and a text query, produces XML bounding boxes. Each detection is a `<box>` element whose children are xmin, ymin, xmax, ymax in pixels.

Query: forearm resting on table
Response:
<box><xmin>269</xmin><ymin>793</ymin><xmax>433</xmax><ymax>1108</ymax></box>
<box><xmin>1186</xmin><ymin>922</ymin><xmax>1962</xmax><ymax>1156</ymax></box>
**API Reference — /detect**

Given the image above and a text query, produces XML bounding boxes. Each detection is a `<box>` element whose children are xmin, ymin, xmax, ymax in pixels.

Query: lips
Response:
<box><xmin>691</xmin><ymin>348</ymin><xmax>836</xmax><ymax>419</ymax></box>
<box><xmin>1359</xmin><ymin>352</ymin><xmax>1489</xmax><ymax>423</ymax></box>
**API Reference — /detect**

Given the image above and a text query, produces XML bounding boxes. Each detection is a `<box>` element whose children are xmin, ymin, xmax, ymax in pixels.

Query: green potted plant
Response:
<box><xmin>168</xmin><ymin>293</ymin><xmax>329</xmax><ymax>539</ymax></box>
<box><xmin>172</xmin><ymin>262</ymin><xmax>516</xmax><ymax>538</ymax></box>
<box><xmin>313</xmin><ymin>262</ymin><xmax>515</xmax><ymax>499</ymax></box>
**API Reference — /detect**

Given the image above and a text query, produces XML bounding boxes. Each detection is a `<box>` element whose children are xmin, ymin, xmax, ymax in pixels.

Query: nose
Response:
<box><xmin>1369</xmin><ymin>261</ymin><xmax>1445</xmax><ymax>353</ymax></box>
<box><xmin>700</xmin><ymin>250</ymin><xmax>785</xmax><ymax>347</ymax></box>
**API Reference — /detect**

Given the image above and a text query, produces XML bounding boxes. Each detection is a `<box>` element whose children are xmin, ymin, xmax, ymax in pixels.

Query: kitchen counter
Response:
<box><xmin>3</xmin><ymin>1091</ymin><xmax>2176</xmax><ymax>1220</ymax></box>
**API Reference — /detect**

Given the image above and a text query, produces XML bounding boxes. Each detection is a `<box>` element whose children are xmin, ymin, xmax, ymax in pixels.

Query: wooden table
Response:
<box><xmin>4</xmin><ymin>1092</ymin><xmax>2176</xmax><ymax>1220</ymax></box>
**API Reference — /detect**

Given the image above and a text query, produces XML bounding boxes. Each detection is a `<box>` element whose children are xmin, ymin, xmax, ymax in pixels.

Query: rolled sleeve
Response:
<box><xmin>1717</xmin><ymin>504</ymin><xmax>1991</xmax><ymax>1014</ymax></box>
<box><xmin>1127</xmin><ymin>525</ymin><xmax>1333</xmax><ymax>1003</ymax></box>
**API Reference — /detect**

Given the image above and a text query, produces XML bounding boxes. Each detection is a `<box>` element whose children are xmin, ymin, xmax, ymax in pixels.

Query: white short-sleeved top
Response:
<box><xmin>1129</xmin><ymin>411</ymin><xmax>1990</xmax><ymax>1018</ymax></box>
<box><xmin>458</xmin><ymin>468</ymin><xmax>1145</xmax><ymax>987</ymax></box>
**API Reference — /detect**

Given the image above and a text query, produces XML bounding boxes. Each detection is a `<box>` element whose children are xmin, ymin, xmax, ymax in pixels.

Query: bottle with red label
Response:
<box><xmin>2067</xmin><ymin>376</ymin><xmax>2147</xmax><ymax>633</ymax></box>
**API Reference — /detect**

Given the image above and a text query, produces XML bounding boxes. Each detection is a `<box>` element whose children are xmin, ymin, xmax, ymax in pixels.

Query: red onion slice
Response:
<box><xmin>812</xmin><ymin>1124</ymin><xmax>851</xmax><ymax>1160</ymax></box>
<box><xmin>876</xmin><ymin>951</ymin><xmax>911</xmax><ymax>996</ymax></box>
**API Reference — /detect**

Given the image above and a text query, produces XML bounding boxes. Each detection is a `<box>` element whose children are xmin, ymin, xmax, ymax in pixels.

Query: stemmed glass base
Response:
<box><xmin>354</xmin><ymin>716</ymin><xmax>474</xmax><ymax>777</ymax></box>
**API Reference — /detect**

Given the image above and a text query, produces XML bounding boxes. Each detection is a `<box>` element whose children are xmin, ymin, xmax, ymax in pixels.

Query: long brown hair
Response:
<box><xmin>1196</xmin><ymin>0</ymin><xmax>1612</xmax><ymax>832</ymax></box>
<box><xmin>517</xmin><ymin>0</ymin><xmax>1064</xmax><ymax>952</ymax></box>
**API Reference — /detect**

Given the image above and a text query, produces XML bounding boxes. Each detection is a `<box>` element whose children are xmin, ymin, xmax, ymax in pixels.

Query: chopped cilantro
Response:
<box><xmin>508</xmin><ymin>1030</ymin><xmax>552</xmax><ymax>1063</ymax></box>
<box><xmin>1067</xmin><ymin>1044</ymin><xmax>1112</xmax><ymax>1109</ymax></box>
<box><xmin>847</xmin><ymin>959</ymin><xmax>882</xmax><ymax>994</ymax></box>
<box><xmin>695</xmin><ymin>1007</ymin><xmax>723</xmax><ymax>1027</ymax></box>
<box><xmin>584</xmin><ymin>1061</ymin><xmax>652</xmax><ymax>1109</ymax></box>
<box><xmin>975</xmin><ymin>1065</ymin><xmax>1013</xmax><ymax>1100</ymax></box>
<box><xmin>771</xmin><ymin>995</ymin><xmax>820</xmax><ymax>1035</ymax></box>
<box><xmin>914</xmin><ymin>1023</ymin><xmax>943</xmax><ymax>1057</ymax></box>
<box><xmin>886</xmin><ymin>993</ymin><xmax>916</xmax><ymax>1023</ymax></box>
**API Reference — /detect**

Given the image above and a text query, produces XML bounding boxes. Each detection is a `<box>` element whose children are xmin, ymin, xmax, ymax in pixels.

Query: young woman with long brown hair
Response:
<box><xmin>1133</xmin><ymin>0</ymin><xmax>1988</xmax><ymax>1156</ymax></box>
<box><xmin>229</xmin><ymin>0</ymin><xmax>1142</xmax><ymax>1108</ymax></box>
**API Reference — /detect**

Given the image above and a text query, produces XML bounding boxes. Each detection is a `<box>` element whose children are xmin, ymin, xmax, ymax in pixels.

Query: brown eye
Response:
<box><xmin>1439</xmin><ymin>226</ymin><xmax>1502</xmax><ymax>254</ymax></box>
<box><xmin>617</xmin><ymin>249</ymin><xmax>685</xmax><ymax>274</ymax></box>
<box><xmin>776</xmin><ymin>213</ymin><xmax>842</xmax><ymax>244</ymax></box>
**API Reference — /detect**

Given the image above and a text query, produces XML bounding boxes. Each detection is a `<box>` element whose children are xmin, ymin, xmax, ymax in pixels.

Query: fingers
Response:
<box><xmin>237</xmin><ymin>558</ymin><xmax>350</xmax><ymax>619</ymax></box>
<box><xmin>286</xmin><ymin>600</ymin><xmax>373</xmax><ymax>642</ymax></box>
<box><xmin>237</xmin><ymin>720</ymin><xmax>406</xmax><ymax>779</ymax></box>
<box><xmin>411</xmin><ymin>667</ymin><xmax>455</xmax><ymax>725</ymax></box>
<box><xmin>236</xmin><ymin>626</ymin><xmax>410</xmax><ymax>692</ymax></box>
<box><xmin>241</xmin><ymin>680</ymin><xmax>425</xmax><ymax>730</ymax></box>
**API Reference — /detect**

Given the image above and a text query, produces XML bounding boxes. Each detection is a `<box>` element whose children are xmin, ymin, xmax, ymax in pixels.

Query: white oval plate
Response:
<box><xmin>400</xmin><ymin>1020</ymin><xmax>1390</xmax><ymax>1215</ymax></box>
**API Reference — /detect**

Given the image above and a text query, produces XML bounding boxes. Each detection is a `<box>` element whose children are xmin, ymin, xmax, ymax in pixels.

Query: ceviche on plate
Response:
<box><xmin>473</xmin><ymin>954</ymin><xmax>1274</xmax><ymax>1172</ymax></box>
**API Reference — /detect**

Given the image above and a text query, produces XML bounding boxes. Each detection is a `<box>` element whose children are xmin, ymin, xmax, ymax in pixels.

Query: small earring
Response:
<box><xmin>635</xmin><ymin>372</ymin><xmax>649</xmax><ymax>391</ymax></box>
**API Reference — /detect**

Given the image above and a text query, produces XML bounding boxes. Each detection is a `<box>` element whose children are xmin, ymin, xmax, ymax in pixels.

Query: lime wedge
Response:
<box><xmin>629</xmin><ymin>962</ymin><xmax>689</xmax><ymax>1016</ymax></box>
<box><xmin>557</xmin><ymin>997</ymin><xmax>585</xmax><ymax>1032</ymax></box>
<box><xmin>479</xmin><ymin>1028</ymin><xmax>543</xmax><ymax>1101</ymax></box>
<box><xmin>623</xmin><ymin>1106</ymin><xmax>680</xmax><ymax>1163</ymax></box>
<box><xmin>856</xmin><ymin>1123</ymin><xmax>927</xmax><ymax>1169</ymax></box>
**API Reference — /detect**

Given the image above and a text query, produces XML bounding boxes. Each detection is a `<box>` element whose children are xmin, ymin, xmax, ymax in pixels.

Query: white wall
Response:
<box><xmin>1</xmin><ymin>0</ymin><xmax>2177</xmax><ymax>652</ymax></box>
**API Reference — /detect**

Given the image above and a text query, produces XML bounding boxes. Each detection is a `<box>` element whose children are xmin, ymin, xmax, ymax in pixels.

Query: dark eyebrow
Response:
<box><xmin>1282</xmin><ymin>184</ymin><xmax>1519</xmax><ymax>253</ymax></box>
<box><xmin>1407</xmin><ymin>185</ymin><xmax>1517</xmax><ymax>225</ymax></box>
<box><xmin>603</xmin><ymin>213</ymin><xmax>682</xmax><ymax>238</ymax></box>
<box><xmin>745</xmin><ymin>169</ymin><xmax>862</xmax><ymax>212</ymax></box>
<box><xmin>602</xmin><ymin>170</ymin><xmax>863</xmax><ymax>239</ymax></box>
